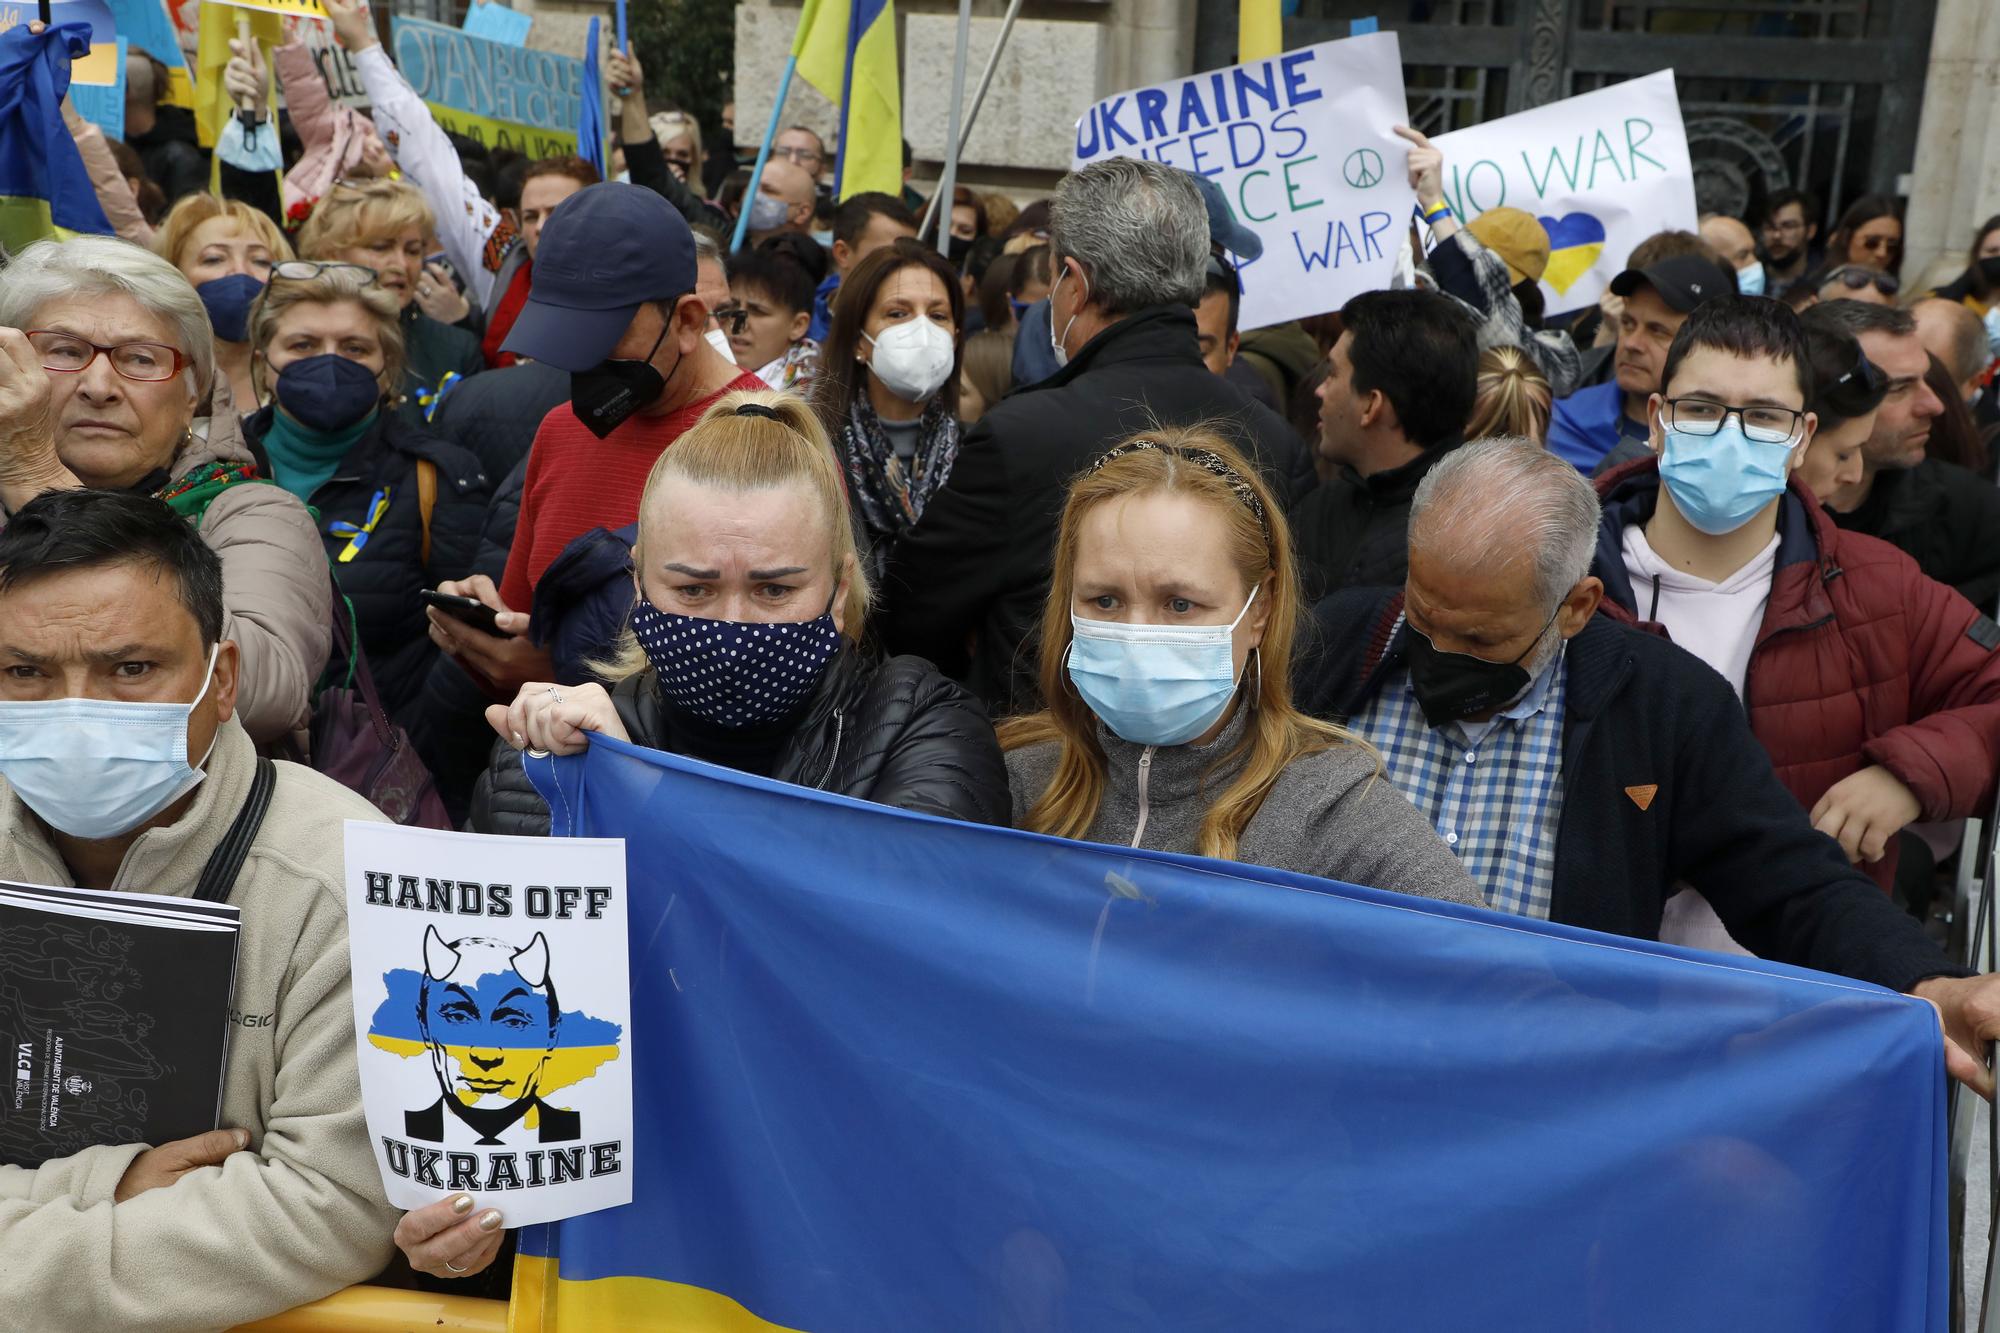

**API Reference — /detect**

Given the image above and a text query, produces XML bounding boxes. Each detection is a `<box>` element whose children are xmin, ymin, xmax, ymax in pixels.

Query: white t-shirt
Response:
<box><xmin>1619</xmin><ymin>525</ymin><xmax>1779</xmax><ymax>699</ymax></box>
<box><xmin>1621</xmin><ymin>524</ymin><xmax>1780</xmax><ymax>955</ymax></box>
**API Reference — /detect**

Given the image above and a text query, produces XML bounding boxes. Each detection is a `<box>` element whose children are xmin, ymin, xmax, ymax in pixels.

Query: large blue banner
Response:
<box><xmin>518</xmin><ymin>734</ymin><xmax>1948</xmax><ymax>1331</ymax></box>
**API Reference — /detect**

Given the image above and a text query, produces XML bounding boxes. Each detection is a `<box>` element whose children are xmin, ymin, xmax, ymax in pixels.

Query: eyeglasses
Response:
<box><xmin>707</xmin><ymin>304</ymin><xmax>752</xmax><ymax>335</ymax></box>
<box><xmin>27</xmin><ymin>331</ymin><xmax>187</xmax><ymax>383</ymax></box>
<box><xmin>1821</xmin><ymin>265</ymin><xmax>1899</xmax><ymax>297</ymax></box>
<box><xmin>270</xmin><ymin>260</ymin><xmax>380</xmax><ymax>284</ymax></box>
<box><xmin>773</xmin><ymin>146</ymin><xmax>822</xmax><ymax>166</ymax></box>
<box><xmin>1662</xmin><ymin>396</ymin><xmax>1807</xmax><ymax>445</ymax></box>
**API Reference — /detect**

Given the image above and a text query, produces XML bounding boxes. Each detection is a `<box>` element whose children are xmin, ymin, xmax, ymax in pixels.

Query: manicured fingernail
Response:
<box><xmin>452</xmin><ymin>1194</ymin><xmax>474</xmax><ymax>1214</ymax></box>
<box><xmin>479</xmin><ymin>1210</ymin><xmax>502</xmax><ymax>1231</ymax></box>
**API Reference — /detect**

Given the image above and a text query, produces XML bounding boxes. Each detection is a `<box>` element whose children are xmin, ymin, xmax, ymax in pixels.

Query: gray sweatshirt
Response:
<box><xmin>1006</xmin><ymin>708</ymin><xmax>1485</xmax><ymax>908</ymax></box>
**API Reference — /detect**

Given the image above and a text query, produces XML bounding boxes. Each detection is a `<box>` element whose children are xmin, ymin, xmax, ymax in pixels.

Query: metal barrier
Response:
<box><xmin>228</xmin><ymin>1286</ymin><xmax>507</xmax><ymax>1333</ymax></box>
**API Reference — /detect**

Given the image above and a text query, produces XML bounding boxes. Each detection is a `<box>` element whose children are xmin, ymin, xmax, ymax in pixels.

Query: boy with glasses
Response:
<box><xmin>1589</xmin><ymin>296</ymin><xmax>2000</xmax><ymax>925</ymax></box>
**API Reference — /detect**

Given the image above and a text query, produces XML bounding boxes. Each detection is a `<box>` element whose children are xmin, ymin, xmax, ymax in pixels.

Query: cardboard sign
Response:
<box><xmin>345</xmin><ymin>823</ymin><xmax>633</xmax><ymax>1227</ymax></box>
<box><xmin>284</xmin><ymin>13</ymin><xmax>368</xmax><ymax>111</ymax></box>
<box><xmin>1072</xmin><ymin>32</ymin><xmax>1414</xmax><ymax>331</ymax></box>
<box><xmin>390</xmin><ymin>15</ymin><xmax>580</xmax><ymax>157</ymax></box>
<box><xmin>1434</xmin><ymin>71</ymin><xmax>1697</xmax><ymax>316</ymax></box>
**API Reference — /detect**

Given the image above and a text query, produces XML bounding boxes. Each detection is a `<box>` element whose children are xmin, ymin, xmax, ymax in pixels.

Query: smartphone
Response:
<box><xmin>418</xmin><ymin>589</ymin><xmax>502</xmax><ymax>636</ymax></box>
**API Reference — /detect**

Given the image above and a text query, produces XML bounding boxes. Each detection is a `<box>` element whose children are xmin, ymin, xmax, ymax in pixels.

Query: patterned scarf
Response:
<box><xmin>840</xmin><ymin>393</ymin><xmax>960</xmax><ymax>541</ymax></box>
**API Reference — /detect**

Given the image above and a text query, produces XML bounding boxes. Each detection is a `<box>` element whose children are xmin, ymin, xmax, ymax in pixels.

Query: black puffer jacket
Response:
<box><xmin>471</xmin><ymin>648</ymin><xmax>1012</xmax><ymax>835</ymax></box>
<box><xmin>1827</xmin><ymin>457</ymin><xmax>2000</xmax><ymax>613</ymax></box>
<box><xmin>243</xmin><ymin>405</ymin><xmax>490</xmax><ymax>722</ymax></box>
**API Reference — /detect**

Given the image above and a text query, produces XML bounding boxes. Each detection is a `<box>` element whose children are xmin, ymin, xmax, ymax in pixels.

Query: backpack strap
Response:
<box><xmin>194</xmin><ymin>757</ymin><xmax>276</xmax><ymax>905</ymax></box>
<box><xmin>417</xmin><ymin>458</ymin><xmax>438</xmax><ymax>569</ymax></box>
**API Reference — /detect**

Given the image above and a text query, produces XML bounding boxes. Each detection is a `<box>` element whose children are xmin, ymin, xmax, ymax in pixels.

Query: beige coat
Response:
<box><xmin>0</xmin><ymin>721</ymin><xmax>399</xmax><ymax>1332</ymax></box>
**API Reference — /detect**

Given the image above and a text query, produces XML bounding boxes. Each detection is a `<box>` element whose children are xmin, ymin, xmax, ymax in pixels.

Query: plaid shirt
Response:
<box><xmin>1346</xmin><ymin>638</ymin><xmax>1569</xmax><ymax>919</ymax></box>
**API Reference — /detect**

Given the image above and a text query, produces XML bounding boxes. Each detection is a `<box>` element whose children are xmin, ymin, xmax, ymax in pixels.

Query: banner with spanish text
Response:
<box><xmin>509</xmin><ymin>734</ymin><xmax>1947</xmax><ymax>1331</ymax></box>
<box><xmin>389</xmin><ymin>15</ymin><xmax>579</xmax><ymax>159</ymax></box>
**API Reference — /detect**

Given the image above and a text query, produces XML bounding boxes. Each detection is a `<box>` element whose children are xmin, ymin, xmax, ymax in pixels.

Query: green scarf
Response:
<box><xmin>261</xmin><ymin>408</ymin><xmax>378</xmax><ymax>502</ymax></box>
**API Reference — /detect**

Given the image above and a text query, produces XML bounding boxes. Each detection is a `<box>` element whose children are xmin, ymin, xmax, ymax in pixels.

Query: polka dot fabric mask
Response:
<box><xmin>630</xmin><ymin>595</ymin><xmax>844</xmax><ymax>729</ymax></box>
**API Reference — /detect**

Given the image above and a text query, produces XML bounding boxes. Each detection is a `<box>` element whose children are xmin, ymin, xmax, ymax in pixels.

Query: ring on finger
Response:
<box><xmin>444</xmin><ymin>1259</ymin><xmax>469</xmax><ymax>1275</ymax></box>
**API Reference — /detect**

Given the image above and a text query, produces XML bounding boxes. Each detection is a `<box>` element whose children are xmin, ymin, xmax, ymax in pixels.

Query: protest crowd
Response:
<box><xmin>6</xmin><ymin>0</ymin><xmax>2000</xmax><ymax>1325</ymax></box>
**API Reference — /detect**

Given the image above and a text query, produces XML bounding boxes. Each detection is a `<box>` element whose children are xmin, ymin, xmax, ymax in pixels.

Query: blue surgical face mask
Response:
<box><xmin>1735</xmin><ymin>261</ymin><xmax>1766</xmax><ymax>298</ymax></box>
<box><xmin>197</xmin><ymin>272</ymin><xmax>266</xmax><ymax>344</ymax></box>
<box><xmin>273</xmin><ymin>353</ymin><xmax>383</xmax><ymax>432</ymax></box>
<box><xmin>746</xmin><ymin>192</ymin><xmax>790</xmax><ymax>234</ymax></box>
<box><xmin>811</xmin><ymin>228</ymin><xmax>834</xmax><ymax>248</ymax></box>
<box><xmin>0</xmin><ymin>645</ymin><xmax>220</xmax><ymax>840</ymax></box>
<box><xmin>1984</xmin><ymin>305</ymin><xmax>2000</xmax><ymax>361</ymax></box>
<box><xmin>1659</xmin><ymin>420</ymin><xmax>1797</xmax><ymax>536</ymax></box>
<box><xmin>1049</xmin><ymin>267</ymin><xmax>1084</xmax><ymax>369</ymax></box>
<box><xmin>1067</xmin><ymin>588</ymin><xmax>1257</xmax><ymax>747</ymax></box>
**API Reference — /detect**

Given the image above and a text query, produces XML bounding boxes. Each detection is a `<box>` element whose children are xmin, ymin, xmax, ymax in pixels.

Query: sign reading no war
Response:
<box><xmin>390</xmin><ymin>16</ymin><xmax>581</xmax><ymax>158</ymax></box>
<box><xmin>1072</xmin><ymin>32</ymin><xmax>1414</xmax><ymax>331</ymax></box>
<box><xmin>1434</xmin><ymin>71</ymin><xmax>1697</xmax><ymax>316</ymax></box>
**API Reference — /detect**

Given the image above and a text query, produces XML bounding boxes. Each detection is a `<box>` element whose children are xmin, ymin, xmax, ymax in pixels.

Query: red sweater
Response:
<box><xmin>499</xmin><ymin>371</ymin><xmax>767</xmax><ymax>611</ymax></box>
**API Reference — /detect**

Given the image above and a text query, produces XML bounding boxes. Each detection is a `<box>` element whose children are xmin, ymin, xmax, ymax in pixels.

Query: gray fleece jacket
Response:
<box><xmin>1006</xmin><ymin>709</ymin><xmax>1484</xmax><ymax>907</ymax></box>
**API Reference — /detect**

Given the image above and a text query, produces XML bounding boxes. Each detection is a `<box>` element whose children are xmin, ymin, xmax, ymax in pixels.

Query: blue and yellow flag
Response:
<box><xmin>516</xmin><ymin>736</ymin><xmax>1947</xmax><ymax>1331</ymax></box>
<box><xmin>793</xmin><ymin>0</ymin><xmax>898</xmax><ymax>200</ymax></box>
<box><xmin>0</xmin><ymin>22</ymin><xmax>112</xmax><ymax>256</ymax></box>
<box><xmin>576</xmin><ymin>16</ymin><xmax>605</xmax><ymax>179</ymax></box>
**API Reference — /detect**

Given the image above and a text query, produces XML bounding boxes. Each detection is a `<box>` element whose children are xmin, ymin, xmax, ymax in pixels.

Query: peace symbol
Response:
<box><xmin>1344</xmin><ymin>148</ymin><xmax>1384</xmax><ymax>189</ymax></box>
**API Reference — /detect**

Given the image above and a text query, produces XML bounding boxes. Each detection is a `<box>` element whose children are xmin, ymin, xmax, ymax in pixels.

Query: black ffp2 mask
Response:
<box><xmin>1403</xmin><ymin>609</ymin><xmax>1557</xmax><ymax>728</ymax></box>
<box><xmin>570</xmin><ymin>318</ymin><xmax>679</xmax><ymax>439</ymax></box>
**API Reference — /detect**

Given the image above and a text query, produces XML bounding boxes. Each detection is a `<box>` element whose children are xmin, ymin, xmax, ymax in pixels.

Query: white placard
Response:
<box><xmin>1072</xmin><ymin>32</ymin><xmax>1415</xmax><ymax>331</ymax></box>
<box><xmin>1434</xmin><ymin>71</ymin><xmax>1698</xmax><ymax>316</ymax></box>
<box><xmin>343</xmin><ymin>822</ymin><xmax>632</xmax><ymax>1227</ymax></box>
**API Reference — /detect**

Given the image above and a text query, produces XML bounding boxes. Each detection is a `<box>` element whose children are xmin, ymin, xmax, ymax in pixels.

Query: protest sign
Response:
<box><xmin>105</xmin><ymin>0</ymin><xmax>191</xmax><ymax>105</ymax></box>
<box><xmin>1434</xmin><ymin>70</ymin><xmax>1697</xmax><ymax>316</ymax></box>
<box><xmin>345</xmin><ymin>823</ymin><xmax>632</xmax><ymax>1227</ymax></box>
<box><xmin>205</xmin><ymin>0</ymin><xmax>326</xmax><ymax>21</ymax></box>
<box><xmin>285</xmin><ymin>13</ymin><xmax>368</xmax><ymax>111</ymax></box>
<box><xmin>68</xmin><ymin>36</ymin><xmax>126</xmax><ymax>140</ymax></box>
<box><xmin>390</xmin><ymin>15</ymin><xmax>581</xmax><ymax>158</ymax></box>
<box><xmin>462</xmin><ymin>0</ymin><xmax>530</xmax><ymax>48</ymax></box>
<box><xmin>1072</xmin><ymin>32</ymin><xmax>1413</xmax><ymax>331</ymax></box>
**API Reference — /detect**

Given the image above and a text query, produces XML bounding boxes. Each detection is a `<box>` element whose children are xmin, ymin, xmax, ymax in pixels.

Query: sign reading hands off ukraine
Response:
<box><xmin>1073</xmin><ymin>32</ymin><xmax>1414</xmax><ymax>332</ymax></box>
<box><xmin>344</xmin><ymin>822</ymin><xmax>632</xmax><ymax>1227</ymax></box>
<box><xmin>1435</xmin><ymin>70</ymin><xmax>1697</xmax><ymax>316</ymax></box>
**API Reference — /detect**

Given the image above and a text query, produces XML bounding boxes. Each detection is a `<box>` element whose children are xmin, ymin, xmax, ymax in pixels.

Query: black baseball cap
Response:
<box><xmin>1609</xmin><ymin>254</ymin><xmax>1733</xmax><ymax>313</ymax></box>
<box><xmin>501</xmin><ymin>182</ymin><xmax>698</xmax><ymax>372</ymax></box>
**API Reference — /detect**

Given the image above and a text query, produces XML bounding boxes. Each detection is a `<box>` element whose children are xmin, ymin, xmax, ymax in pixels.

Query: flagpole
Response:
<box><xmin>928</xmin><ymin>0</ymin><xmax>974</xmax><ymax>255</ymax></box>
<box><xmin>730</xmin><ymin>56</ymin><xmax>799</xmax><ymax>251</ymax></box>
<box><xmin>918</xmin><ymin>0</ymin><xmax>1023</xmax><ymax>243</ymax></box>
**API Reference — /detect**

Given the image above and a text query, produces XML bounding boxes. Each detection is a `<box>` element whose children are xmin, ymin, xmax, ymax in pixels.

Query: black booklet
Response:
<box><xmin>0</xmin><ymin>880</ymin><xmax>241</xmax><ymax>1169</ymax></box>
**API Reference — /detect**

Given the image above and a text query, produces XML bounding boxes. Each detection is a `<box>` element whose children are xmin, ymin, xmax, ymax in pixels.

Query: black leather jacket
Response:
<box><xmin>470</xmin><ymin>647</ymin><xmax>1012</xmax><ymax>835</ymax></box>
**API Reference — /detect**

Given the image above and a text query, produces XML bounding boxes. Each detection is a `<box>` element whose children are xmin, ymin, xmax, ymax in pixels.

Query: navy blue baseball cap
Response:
<box><xmin>1184</xmin><ymin>170</ymin><xmax>1263</xmax><ymax>262</ymax></box>
<box><xmin>501</xmin><ymin>182</ymin><xmax>698</xmax><ymax>372</ymax></box>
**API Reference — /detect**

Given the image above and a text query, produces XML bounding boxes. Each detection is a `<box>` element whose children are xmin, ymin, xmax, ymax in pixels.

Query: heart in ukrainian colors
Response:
<box><xmin>1538</xmin><ymin>212</ymin><xmax>1608</xmax><ymax>295</ymax></box>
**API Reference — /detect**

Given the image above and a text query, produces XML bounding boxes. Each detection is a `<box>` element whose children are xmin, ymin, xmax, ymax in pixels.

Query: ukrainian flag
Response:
<box><xmin>794</xmin><ymin>0</ymin><xmax>898</xmax><ymax>200</ymax></box>
<box><xmin>0</xmin><ymin>21</ymin><xmax>112</xmax><ymax>256</ymax></box>
<box><xmin>510</xmin><ymin>735</ymin><xmax>1947</xmax><ymax>1331</ymax></box>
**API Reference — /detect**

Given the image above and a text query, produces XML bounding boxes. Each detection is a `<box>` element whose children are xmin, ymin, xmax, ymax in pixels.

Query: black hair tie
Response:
<box><xmin>734</xmin><ymin>402</ymin><xmax>784</xmax><ymax>422</ymax></box>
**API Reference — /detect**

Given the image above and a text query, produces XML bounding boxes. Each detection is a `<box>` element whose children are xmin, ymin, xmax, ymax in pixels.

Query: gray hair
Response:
<box><xmin>1409</xmin><ymin>436</ymin><xmax>1602</xmax><ymax>609</ymax></box>
<box><xmin>0</xmin><ymin>236</ymin><xmax>214</xmax><ymax>405</ymax></box>
<box><xmin>691</xmin><ymin>229</ymin><xmax>723</xmax><ymax>265</ymax></box>
<box><xmin>1050</xmin><ymin>158</ymin><xmax>1207</xmax><ymax>315</ymax></box>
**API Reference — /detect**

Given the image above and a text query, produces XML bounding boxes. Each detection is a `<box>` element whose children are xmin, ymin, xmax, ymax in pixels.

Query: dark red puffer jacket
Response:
<box><xmin>1593</xmin><ymin>458</ymin><xmax>2000</xmax><ymax>891</ymax></box>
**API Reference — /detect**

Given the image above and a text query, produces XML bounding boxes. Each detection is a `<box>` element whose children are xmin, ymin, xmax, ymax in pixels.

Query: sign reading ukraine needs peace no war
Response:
<box><xmin>388</xmin><ymin>15</ymin><xmax>581</xmax><ymax>159</ymax></box>
<box><xmin>1072</xmin><ymin>31</ymin><xmax>1415</xmax><ymax>332</ymax></box>
<box><xmin>344</xmin><ymin>822</ymin><xmax>632</xmax><ymax>1226</ymax></box>
<box><xmin>1434</xmin><ymin>70</ymin><xmax>1697</xmax><ymax>317</ymax></box>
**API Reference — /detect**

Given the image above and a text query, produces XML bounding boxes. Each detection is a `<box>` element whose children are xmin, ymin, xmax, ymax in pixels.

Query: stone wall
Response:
<box><xmin>1897</xmin><ymin>0</ymin><xmax>2000</xmax><ymax>282</ymax></box>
